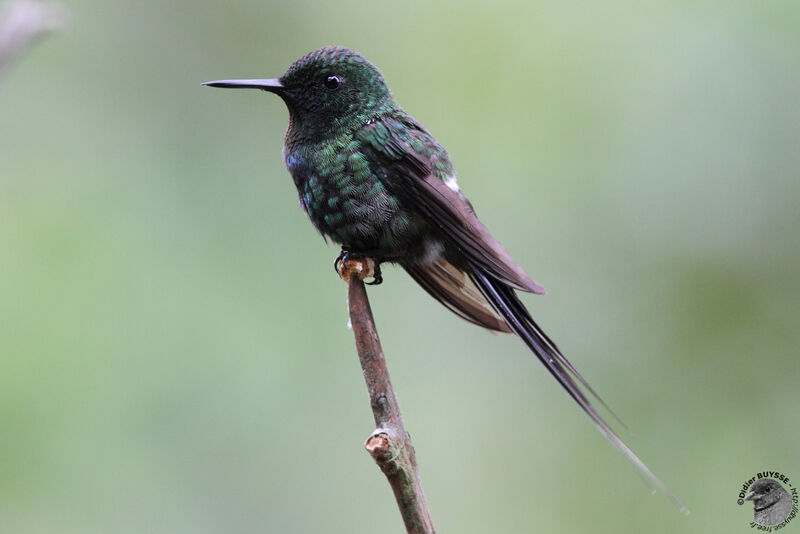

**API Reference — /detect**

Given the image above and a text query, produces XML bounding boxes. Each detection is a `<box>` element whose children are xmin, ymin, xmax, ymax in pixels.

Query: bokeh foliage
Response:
<box><xmin>2</xmin><ymin>1</ymin><xmax>799</xmax><ymax>532</ymax></box>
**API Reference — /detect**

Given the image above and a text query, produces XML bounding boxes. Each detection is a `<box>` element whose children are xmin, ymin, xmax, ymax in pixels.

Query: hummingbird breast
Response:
<box><xmin>283</xmin><ymin>138</ymin><xmax>427</xmax><ymax>257</ymax></box>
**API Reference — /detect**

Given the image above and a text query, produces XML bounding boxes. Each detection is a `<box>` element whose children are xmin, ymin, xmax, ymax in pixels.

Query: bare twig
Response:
<box><xmin>0</xmin><ymin>0</ymin><xmax>66</xmax><ymax>80</ymax></box>
<box><xmin>340</xmin><ymin>257</ymin><xmax>436</xmax><ymax>534</ymax></box>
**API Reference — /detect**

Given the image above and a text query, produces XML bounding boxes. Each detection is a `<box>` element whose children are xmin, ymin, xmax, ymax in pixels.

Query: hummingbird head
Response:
<box><xmin>204</xmin><ymin>46</ymin><xmax>394</xmax><ymax>141</ymax></box>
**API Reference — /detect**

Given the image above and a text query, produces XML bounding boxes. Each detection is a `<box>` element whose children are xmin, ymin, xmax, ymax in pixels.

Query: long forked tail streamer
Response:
<box><xmin>467</xmin><ymin>261</ymin><xmax>689</xmax><ymax>514</ymax></box>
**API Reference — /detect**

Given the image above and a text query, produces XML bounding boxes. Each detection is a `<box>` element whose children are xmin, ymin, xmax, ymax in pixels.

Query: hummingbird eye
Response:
<box><xmin>323</xmin><ymin>75</ymin><xmax>342</xmax><ymax>91</ymax></box>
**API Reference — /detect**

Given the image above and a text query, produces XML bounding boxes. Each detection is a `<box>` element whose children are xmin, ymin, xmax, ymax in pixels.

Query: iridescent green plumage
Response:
<box><xmin>275</xmin><ymin>48</ymin><xmax>453</xmax><ymax>256</ymax></box>
<box><xmin>286</xmin><ymin>108</ymin><xmax>455</xmax><ymax>256</ymax></box>
<box><xmin>204</xmin><ymin>46</ymin><xmax>686</xmax><ymax>513</ymax></box>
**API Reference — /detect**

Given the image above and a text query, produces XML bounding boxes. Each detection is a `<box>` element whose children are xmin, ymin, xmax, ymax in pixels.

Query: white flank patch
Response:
<box><xmin>444</xmin><ymin>174</ymin><xmax>460</xmax><ymax>193</ymax></box>
<box><xmin>421</xmin><ymin>239</ymin><xmax>445</xmax><ymax>265</ymax></box>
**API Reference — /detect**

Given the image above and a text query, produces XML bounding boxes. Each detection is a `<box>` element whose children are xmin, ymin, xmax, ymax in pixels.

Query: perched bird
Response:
<box><xmin>746</xmin><ymin>479</ymin><xmax>793</xmax><ymax>526</ymax></box>
<box><xmin>205</xmin><ymin>46</ymin><xmax>685</xmax><ymax>511</ymax></box>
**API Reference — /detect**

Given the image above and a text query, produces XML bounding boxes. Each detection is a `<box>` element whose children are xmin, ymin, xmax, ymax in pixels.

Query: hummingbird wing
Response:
<box><xmin>357</xmin><ymin>117</ymin><xmax>546</xmax><ymax>295</ymax></box>
<box><xmin>356</xmin><ymin>112</ymin><xmax>688</xmax><ymax>513</ymax></box>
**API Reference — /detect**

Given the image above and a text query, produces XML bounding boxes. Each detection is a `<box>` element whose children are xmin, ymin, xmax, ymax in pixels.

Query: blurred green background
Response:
<box><xmin>2</xmin><ymin>0</ymin><xmax>799</xmax><ymax>532</ymax></box>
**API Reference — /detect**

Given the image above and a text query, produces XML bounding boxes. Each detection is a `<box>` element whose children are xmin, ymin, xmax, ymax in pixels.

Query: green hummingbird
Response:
<box><xmin>204</xmin><ymin>46</ymin><xmax>685</xmax><ymax>511</ymax></box>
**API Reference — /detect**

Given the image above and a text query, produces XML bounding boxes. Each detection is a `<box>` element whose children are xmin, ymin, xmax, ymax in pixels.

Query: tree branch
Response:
<box><xmin>340</xmin><ymin>258</ymin><xmax>436</xmax><ymax>534</ymax></box>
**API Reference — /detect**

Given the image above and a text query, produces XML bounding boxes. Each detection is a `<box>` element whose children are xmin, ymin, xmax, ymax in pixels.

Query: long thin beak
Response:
<box><xmin>202</xmin><ymin>78</ymin><xmax>284</xmax><ymax>93</ymax></box>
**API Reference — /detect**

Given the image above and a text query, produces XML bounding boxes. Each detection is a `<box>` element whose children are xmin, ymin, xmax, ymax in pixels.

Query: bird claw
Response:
<box><xmin>365</xmin><ymin>263</ymin><xmax>382</xmax><ymax>285</ymax></box>
<box><xmin>334</xmin><ymin>250</ymin><xmax>348</xmax><ymax>276</ymax></box>
<box><xmin>335</xmin><ymin>250</ymin><xmax>381</xmax><ymax>284</ymax></box>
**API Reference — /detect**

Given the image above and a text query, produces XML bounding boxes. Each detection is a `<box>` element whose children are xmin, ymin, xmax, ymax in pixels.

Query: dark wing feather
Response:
<box><xmin>356</xmin><ymin>116</ymin><xmax>546</xmax><ymax>294</ymax></box>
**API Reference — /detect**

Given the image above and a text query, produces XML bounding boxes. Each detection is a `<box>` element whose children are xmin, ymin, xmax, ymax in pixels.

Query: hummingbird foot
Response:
<box><xmin>365</xmin><ymin>262</ymin><xmax>382</xmax><ymax>285</ymax></box>
<box><xmin>335</xmin><ymin>250</ymin><xmax>381</xmax><ymax>284</ymax></box>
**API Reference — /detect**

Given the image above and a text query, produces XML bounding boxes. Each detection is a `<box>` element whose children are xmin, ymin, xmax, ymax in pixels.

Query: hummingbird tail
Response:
<box><xmin>404</xmin><ymin>257</ymin><xmax>511</xmax><ymax>333</ymax></box>
<box><xmin>467</xmin><ymin>262</ymin><xmax>688</xmax><ymax>514</ymax></box>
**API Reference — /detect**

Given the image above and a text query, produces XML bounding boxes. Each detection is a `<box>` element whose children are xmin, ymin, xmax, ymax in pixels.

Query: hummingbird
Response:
<box><xmin>204</xmin><ymin>46</ymin><xmax>685</xmax><ymax>511</ymax></box>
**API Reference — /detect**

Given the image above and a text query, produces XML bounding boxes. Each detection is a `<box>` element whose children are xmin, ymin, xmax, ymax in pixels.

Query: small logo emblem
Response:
<box><xmin>737</xmin><ymin>471</ymin><xmax>797</xmax><ymax>530</ymax></box>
